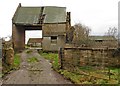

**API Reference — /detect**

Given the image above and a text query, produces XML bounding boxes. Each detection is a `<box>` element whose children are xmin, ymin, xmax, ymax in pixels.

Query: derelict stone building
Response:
<box><xmin>12</xmin><ymin>3</ymin><xmax>71</xmax><ymax>51</ymax></box>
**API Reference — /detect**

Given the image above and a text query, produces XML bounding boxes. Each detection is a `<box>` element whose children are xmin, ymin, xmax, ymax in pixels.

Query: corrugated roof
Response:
<box><xmin>43</xmin><ymin>6</ymin><xmax>66</xmax><ymax>23</ymax></box>
<box><xmin>13</xmin><ymin>7</ymin><xmax>41</xmax><ymax>25</ymax></box>
<box><xmin>89</xmin><ymin>36</ymin><xmax>116</xmax><ymax>41</ymax></box>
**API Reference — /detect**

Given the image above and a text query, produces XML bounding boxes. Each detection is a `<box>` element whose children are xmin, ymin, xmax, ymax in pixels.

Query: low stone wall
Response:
<box><xmin>2</xmin><ymin>41</ymin><xmax>14</xmax><ymax>65</ymax></box>
<box><xmin>2</xmin><ymin>48</ymin><xmax>14</xmax><ymax>65</ymax></box>
<box><xmin>2</xmin><ymin>41</ymin><xmax>14</xmax><ymax>74</ymax></box>
<box><xmin>59</xmin><ymin>47</ymin><xmax>120</xmax><ymax>72</ymax></box>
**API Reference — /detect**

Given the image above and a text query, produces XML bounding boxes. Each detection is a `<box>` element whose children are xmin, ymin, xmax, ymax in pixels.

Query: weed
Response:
<box><xmin>14</xmin><ymin>54</ymin><xmax>21</xmax><ymax>68</ymax></box>
<box><xmin>40</xmin><ymin>52</ymin><xmax>60</xmax><ymax>70</ymax></box>
<box><xmin>27</xmin><ymin>57</ymin><xmax>39</xmax><ymax>63</ymax></box>
<box><xmin>26</xmin><ymin>50</ymin><xmax>32</xmax><ymax>54</ymax></box>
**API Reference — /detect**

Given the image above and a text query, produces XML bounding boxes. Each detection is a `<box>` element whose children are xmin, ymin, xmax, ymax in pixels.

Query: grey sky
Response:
<box><xmin>0</xmin><ymin>0</ymin><xmax>119</xmax><ymax>42</ymax></box>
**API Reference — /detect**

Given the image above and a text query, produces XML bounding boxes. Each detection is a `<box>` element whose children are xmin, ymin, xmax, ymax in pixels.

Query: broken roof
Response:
<box><xmin>43</xmin><ymin>6</ymin><xmax>66</xmax><ymax>23</ymax></box>
<box><xmin>13</xmin><ymin>4</ymin><xmax>66</xmax><ymax>25</ymax></box>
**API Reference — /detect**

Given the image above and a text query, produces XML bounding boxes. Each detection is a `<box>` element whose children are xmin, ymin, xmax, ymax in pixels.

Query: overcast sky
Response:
<box><xmin>0</xmin><ymin>0</ymin><xmax>119</xmax><ymax>42</ymax></box>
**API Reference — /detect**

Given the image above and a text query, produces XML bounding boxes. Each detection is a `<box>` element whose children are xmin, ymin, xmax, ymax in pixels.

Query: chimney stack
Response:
<box><xmin>67</xmin><ymin>12</ymin><xmax>71</xmax><ymax>26</ymax></box>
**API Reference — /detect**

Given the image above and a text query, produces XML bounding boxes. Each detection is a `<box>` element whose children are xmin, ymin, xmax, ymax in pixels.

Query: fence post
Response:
<box><xmin>59</xmin><ymin>48</ymin><xmax>64</xmax><ymax>69</ymax></box>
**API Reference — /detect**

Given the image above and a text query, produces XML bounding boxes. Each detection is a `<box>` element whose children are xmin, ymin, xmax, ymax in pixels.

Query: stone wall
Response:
<box><xmin>42</xmin><ymin>35</ymin><xmax>65</xmax><ymax>51</ymax></box>
<box><xmin>42</xmin><ymin>23</ymin><xmax>66</xmax><ymax>51</ymax></box>
<box><xmin>12</xmin><ymin>24</ymin><xmax>25</xmax><ymax>51</ymax></box>
<box><xmin>43</xmin><ymin>24</ymin><xmax>66</xmax><ymax>36</ymax></box>
<box><xmin>2</xmin><ymin>41</ymin><xmax>14</xmax><ymax>65</ymax></box>
<box><xmin>59</xmin><ymin>47</ymin><xmax>120</xmax><ymax>72</ymax></box>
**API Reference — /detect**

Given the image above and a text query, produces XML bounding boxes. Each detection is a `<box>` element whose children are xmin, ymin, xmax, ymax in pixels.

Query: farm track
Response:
<box><xmin>3</xmin><ymin>49</ymin><xmax>72</xmax><ymax>84</ymax></box>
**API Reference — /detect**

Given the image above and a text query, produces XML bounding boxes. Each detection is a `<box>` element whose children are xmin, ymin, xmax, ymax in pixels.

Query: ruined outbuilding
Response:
<box><xmin>88</xmin><ymin>36</ymin><xmax>118</xmax><ymax>48</ymax></box>
<box><xmin>12</xmin><ymin>3</ymin><xmax>71</xmax><ymax>51</ymax></box>
<box><xmin>27</xmin><ymin>38</ymin><xmax>43</xmax><ymax>47</ymax></box>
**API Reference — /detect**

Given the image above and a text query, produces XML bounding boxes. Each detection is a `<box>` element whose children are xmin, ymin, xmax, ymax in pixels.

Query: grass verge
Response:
<box><xmin>58</xmin><ymin>68</ymin><xmax>119</xmax><ymax>84</ymax></box>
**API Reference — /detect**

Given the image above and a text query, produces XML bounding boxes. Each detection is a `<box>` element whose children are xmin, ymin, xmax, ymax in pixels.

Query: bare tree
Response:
<box><xmin>72</xmin><ymin>23</ymin><xmax>91</xmax><ymax>46</ymax></box>
<box><xmin>105</xmin><ymin>27</ymin><xmax>118</xmax><ymax>38</ymax></box>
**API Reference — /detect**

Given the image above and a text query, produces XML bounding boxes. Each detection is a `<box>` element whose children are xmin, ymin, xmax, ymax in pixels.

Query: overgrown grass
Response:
<box><xmin>108</xmin><ymin>67</ymin><xmax>120</xmax><ymax>81</ymax></box>
<box><xmin>13</xmin><ymin>54</ymin><xmax>21</xmax><ymax>68</ymax></box>
<box><xmin>59</xmin><ymin>69</ymin><xmax>83</xmax><ymax>84</ymax></box>
<box><xmin>109</xmin><ymin>67</ymin><xmax>120</xmax><ymax>74</ymax></box>
<box><xmin>58</xmin><ymin>68</ymin><xmax>119</xmax><ymax>84</ymax></box>
<box><xmin>27</xmin><ymin>57</ymin><xmax>39</xmax><ymax>63</ymax></box>
<box><xmin>39</xmin><ymin>51</ymin><xmax>60</xmax><ymax>70</ymax></box>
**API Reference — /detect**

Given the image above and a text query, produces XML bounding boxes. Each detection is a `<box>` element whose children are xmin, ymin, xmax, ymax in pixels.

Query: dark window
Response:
<box><xmin>51</xmin><ymin>36</ymin><xmax>57</xmax><ymax>44</ymax></box>
<box><xmin>95</xmin><ymin>40</ymin><xmax>103</xmax><ymax>42</ymax></box>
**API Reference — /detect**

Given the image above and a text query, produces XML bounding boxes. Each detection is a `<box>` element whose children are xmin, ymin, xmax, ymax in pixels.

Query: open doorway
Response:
<box><xmin>25</xmin><ymin>30</ymin><xmax>42</xmax><ymax>49</ymax></box>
